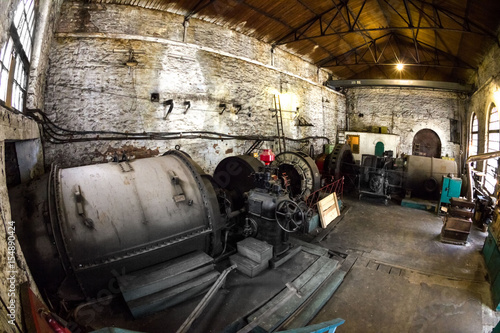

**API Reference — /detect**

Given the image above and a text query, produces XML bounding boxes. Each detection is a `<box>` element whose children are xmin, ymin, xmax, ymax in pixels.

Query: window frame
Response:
<box><xmin>0</xmin><ymin>0</ymin><xmax>36</xmax><ymax>113</ymax></box>
<box><xmin>485</xmin><ymin>104</ymin><xmax>499</xmax><ymax>194</ymax></box>
<box><xmin>469</xmin><ymin>112</ymin><xmax>479</xmax><ymax>157</ymax></box>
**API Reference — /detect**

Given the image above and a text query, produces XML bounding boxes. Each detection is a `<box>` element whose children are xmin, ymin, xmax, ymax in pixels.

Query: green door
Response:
<box><xmin>375</xmin><ymin>141</ymin><xmax>384</xmax><ymax>156</ymax></box>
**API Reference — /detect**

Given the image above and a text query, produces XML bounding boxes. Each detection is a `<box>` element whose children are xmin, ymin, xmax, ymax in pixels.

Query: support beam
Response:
<box><xmin>325</xmin><ymin>79</ymin><xmax>473</xmax><ymax>93</ymax></box>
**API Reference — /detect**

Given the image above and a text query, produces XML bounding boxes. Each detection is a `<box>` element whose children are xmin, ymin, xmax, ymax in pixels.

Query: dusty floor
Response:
<box><xmin>309</xmin><ymin>195</ymin><xmax>500</xmax><ymax>333</ymax></box>
<box><xmin>81</xmin><ymin>195</ymin><xmax>500</xmax><ymax>333</ymax></box>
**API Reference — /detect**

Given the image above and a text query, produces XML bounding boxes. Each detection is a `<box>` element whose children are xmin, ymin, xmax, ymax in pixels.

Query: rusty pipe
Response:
<box><xmin>466</xmin><ymin>151</ymin><xmax>500</xmax><ymax>200</ymax></box>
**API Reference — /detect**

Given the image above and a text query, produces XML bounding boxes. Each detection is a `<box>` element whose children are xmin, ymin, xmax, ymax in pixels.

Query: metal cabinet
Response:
<box><xmin>440</xmin><ymin>176</ymin><xmax>462</xmax><ymax>204</ymax></box>
<box><xmin>483</xmin><ymin>230</ymin><xmax>500</xmax><ymax>311</ymax></box>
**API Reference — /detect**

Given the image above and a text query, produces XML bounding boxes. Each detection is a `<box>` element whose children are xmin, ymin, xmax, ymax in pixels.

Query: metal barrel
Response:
<box><xmin>13</xmin><ymin>150</ymin><xmax>223</xmax><ymax>298</ymax></box>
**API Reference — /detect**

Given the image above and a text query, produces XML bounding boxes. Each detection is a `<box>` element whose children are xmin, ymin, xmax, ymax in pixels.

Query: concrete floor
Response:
<box><xmin>309</xmin><ymin>195</ymin><xmax>500</xmax><ymax>333</ymax></box>
<box><xmin>81</xmin><ymin>195</ymin><xmax>500</xmax><ymax>332</ymax></box>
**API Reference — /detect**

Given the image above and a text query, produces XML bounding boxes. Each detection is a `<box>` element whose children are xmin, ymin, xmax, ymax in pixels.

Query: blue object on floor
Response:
<box><xmin>276</xmin><ymin>318</ymin><xmax>345</xmax><ymax>333</ymax></box>
<box><xmin>90</xmin><ymin>328</ymin><xmax>146</xmax><ymax>333</ymax></box>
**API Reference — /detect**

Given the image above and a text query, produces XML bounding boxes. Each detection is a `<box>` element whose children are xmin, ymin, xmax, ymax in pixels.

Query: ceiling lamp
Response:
<box><xmin>396</xmin><ymin>63</ymin><xmax>404</xmax><ymax>71</ymax></box>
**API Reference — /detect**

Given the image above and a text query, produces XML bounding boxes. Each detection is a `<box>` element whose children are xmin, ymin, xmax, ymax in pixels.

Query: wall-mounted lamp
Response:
<box><xmin>113</xmin><ymin>48</ymin><xmax>144</xmax><ymax>73</ymax></box>
<box><xmin>219</xmin><ymin>103</ymin><xmax>227</xmax><ymax>115</ymax></box>
<box><xmin>163</xmin><ymin>99</ymin><xmax>174</xmax><ymax>119</ymax></box>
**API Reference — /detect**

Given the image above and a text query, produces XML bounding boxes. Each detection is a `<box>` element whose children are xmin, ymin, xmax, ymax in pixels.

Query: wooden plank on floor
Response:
<box><xmin>127</xmin><ymin>271</ymin><xmax>219</xmax><ymax>318</ymax></box>
<box><xmin>118</xmin><ymin>250</ymin><xmax>213</xmax><ymax>300</ymax></box>
<box><xmin>289</xmin><ymin>237</ymin><xmax>329</xmax><ymax>257</ymax></box>
<box><xmin>122</xmin><ymin>265</ymin><xmax>214</xmax><ymax>302</ymax></box>
<box><xmin>270</xmin><ymin>245</ymin><xmax>303</xmax><ymax>269</ymax></box>
<box><xmin>248</xmin><ymin>256</ymin><xmax>332</xmax><ymax>322</ymax></box>
<box><xmin>256</xmin><ymin>259</ymin><xmax>339</xmax><ymax>332</ymax></box>
<box><xmin>366</xmin><ymin>261</ymin><xmax>379</xmax><ymax>270</ymax></box>
<box><xmin>280</xmin><ymin>269</ymin><xmax>347</xmax><ymax>330</ymax></box>
<box><xmin>311</xmin><ymin>206</ymin><xmax>350</xmax><ymax>244</ymax></box>
<box><xmin>377</xmin><ymin>264</ymin><xmax>392</xmax><ymax>275</ymax></box>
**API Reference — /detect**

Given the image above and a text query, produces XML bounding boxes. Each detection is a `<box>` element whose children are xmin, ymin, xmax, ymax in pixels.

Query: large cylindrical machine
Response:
<box><xmin>213</xmin><ymin>154</ymin><xmax>264</xmax><ymax>211</ymax></box>
<box><xmin>10</xmin><ymin>151</ymin><xmax>223</xmax><ymax>298</ymax></box>
<box><xmin>404</xmin><ymin>155</ymin><xmax>459</xmax><ymax>198</ymax></box>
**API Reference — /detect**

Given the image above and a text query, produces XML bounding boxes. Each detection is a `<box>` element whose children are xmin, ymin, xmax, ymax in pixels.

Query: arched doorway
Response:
<box><xmin>412</xmin><ymin>129</ymin><xmax>441</xmax><ymax>158</ymax></box>
<box><xmin>375</xmin><ymin>141</ymin><xmax>384</xmax><ymax>156</ymax></box>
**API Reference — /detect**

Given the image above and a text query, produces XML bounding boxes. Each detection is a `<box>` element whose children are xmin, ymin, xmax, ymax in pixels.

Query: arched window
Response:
<box><xmin>0</xmin><ymin>0</ymin><xmax>35</xmax><ymax>112</ymax></box>
<box><xmin>485</xmin><ymin>104</ymin><xmax>499</xmax><ymax>194</ymax></box>
<box><xmin>469</xmin><ymin>113</ymin><xmax>479</xmax><ymax>157</ymax></box>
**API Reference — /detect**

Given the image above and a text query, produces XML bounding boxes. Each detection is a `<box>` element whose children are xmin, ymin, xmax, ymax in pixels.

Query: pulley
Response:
<box><xmin>272</xmin><ymin>151</ymin><xmax>321</xmax><ymax>199</ymax></box>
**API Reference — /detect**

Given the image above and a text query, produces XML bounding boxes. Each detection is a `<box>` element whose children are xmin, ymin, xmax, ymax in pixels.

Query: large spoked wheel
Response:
<box><xmin>275</xmin><ymin>200</ymin><xmax>304</xmax><ymax>233</ymax></box>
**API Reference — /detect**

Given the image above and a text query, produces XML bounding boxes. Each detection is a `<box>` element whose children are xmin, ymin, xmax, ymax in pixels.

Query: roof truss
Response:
<box><xmin>274</xmin><ymin>0</ymin><xmax>497</xmax><ymax>46</ymax></box>
<box><xmin>317</xmin><ymin>32</ymin><xmax>477</xmax><ymax>71</ymax></box>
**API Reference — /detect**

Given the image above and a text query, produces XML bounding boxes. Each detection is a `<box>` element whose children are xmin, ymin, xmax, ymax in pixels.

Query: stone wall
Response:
<box><xmin>346</xmin><ymin>87</ymin><xmax>465</xmax><ymax>161</ymax></box>
<box><xmin>467</xmin><ymin>40</ymin><xmax>500</xmax><ymax>160</ymax></box>
<box><xmin>43</xmin><ymin>1</ymin><xmax>346</xmax><ymax>173</ymax></box>
<box><xmin>0</xmin><ymin>0</ymin><xmax>62</xmax><ymax>331</ymax></box>
<box><xmin>26</xmin><ymin>0</ymin><xmax>65</xmax><ymax>109</ymax></box>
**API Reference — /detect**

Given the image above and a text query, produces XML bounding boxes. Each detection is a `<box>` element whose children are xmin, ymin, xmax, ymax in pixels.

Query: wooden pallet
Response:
<box><xmin>317</xmin><ymin>193</ymin><xmax>340</xmax><ymax>228</ymax></box>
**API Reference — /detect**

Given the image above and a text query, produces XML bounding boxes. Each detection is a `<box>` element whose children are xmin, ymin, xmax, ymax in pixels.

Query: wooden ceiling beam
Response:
<box><xmin>410</xmin><ymin>0</ymin><xmax>498</xmax><ymax>40</ymax></box>
<box><xmin>185</xmin><ymin>0</ymin><xmax>215</xmax><ymax>20</ymax></box>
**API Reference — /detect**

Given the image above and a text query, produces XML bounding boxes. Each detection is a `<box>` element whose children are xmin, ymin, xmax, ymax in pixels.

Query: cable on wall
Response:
<box><xmin>26</xmin><ymin>109</ymin><xmax>330</xmax><ymax>145</ymax></box>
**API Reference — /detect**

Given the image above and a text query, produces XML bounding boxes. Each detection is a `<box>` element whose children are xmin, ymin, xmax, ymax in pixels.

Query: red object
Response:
<box><xmin>45</xmin><ymin>315</ymin><xmax>67</xmax><ymax>333</ymax></box>
<box><xmin>315</xmin><ymin>153</ymin><xmax>327</xmax><ymax>174</ymax></box>
<box><xmin>260</xmin><ymin>149</ymin><xmax>275</xmax><ymax>165</ymax></box>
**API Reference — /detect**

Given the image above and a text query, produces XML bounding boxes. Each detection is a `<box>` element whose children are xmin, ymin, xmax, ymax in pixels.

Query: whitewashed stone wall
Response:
<box><xmin>346</xmin><ymin>87</ymin><xmax>465</xmax><ymax>160</ymax></box>
<box><xmin>44</xmin><ymin>1</ymin><xmax>346</xmax><ymax>172</ymax></box>
<box><xmin>0</xmin><ymin>1</ymin><xmax>63</xmax><ymax>330</ymax></box>
<box><xmin>467</xmin><ymin>41</ymin><xmax>500</xmax><ymax>159</ymax></box>
<box><xmin>26</xmin><ymin>0</ymin><xmax>65</xmax><ymax>109</ymax></box>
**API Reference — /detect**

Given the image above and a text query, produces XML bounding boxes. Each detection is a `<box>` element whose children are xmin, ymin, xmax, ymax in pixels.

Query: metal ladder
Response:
<box><xmin>273</xmin><ymin>94</ymin><xmax>286</xmax><ymax>153</ymax></box>
<box><xmin>337</xmin><ymin>126</ymin><xmax>346</xmax><ymax>144</ymax></box>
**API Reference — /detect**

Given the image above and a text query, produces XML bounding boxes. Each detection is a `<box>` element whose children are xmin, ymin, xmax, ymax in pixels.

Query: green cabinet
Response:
<box><xmin>440</xmin><ymin>176</ymin><xmax>462</xmax><ymax>204</ymax></box>
<box><xmin>483</xmin><ymin>230</ymin><xmax>500</xmax><ymax>311</ymax></box>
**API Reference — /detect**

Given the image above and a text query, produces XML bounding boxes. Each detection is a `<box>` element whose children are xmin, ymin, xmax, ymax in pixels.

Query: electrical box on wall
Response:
<box><xmin>151</xmin><ymin>93</ymin><xmax>159</xmax><ymax>102</ymax></box>
<box><xmin>450</xmin><ymin>119</ymin><xmax>460</xmax><ymax>144</ymax></box>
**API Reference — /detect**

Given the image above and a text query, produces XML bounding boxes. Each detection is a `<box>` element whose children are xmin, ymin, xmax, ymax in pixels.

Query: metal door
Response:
<box><xmin>412</xmin><ymin>129</ymin><xmax>441</xmax><ymax>158</ymax></box>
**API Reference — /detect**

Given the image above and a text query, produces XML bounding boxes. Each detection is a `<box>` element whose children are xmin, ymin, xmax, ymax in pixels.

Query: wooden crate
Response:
<box><xmin>317</xmin><ymin>193</ymin><xmax>340</xmax><ymax>228</ymax></box>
